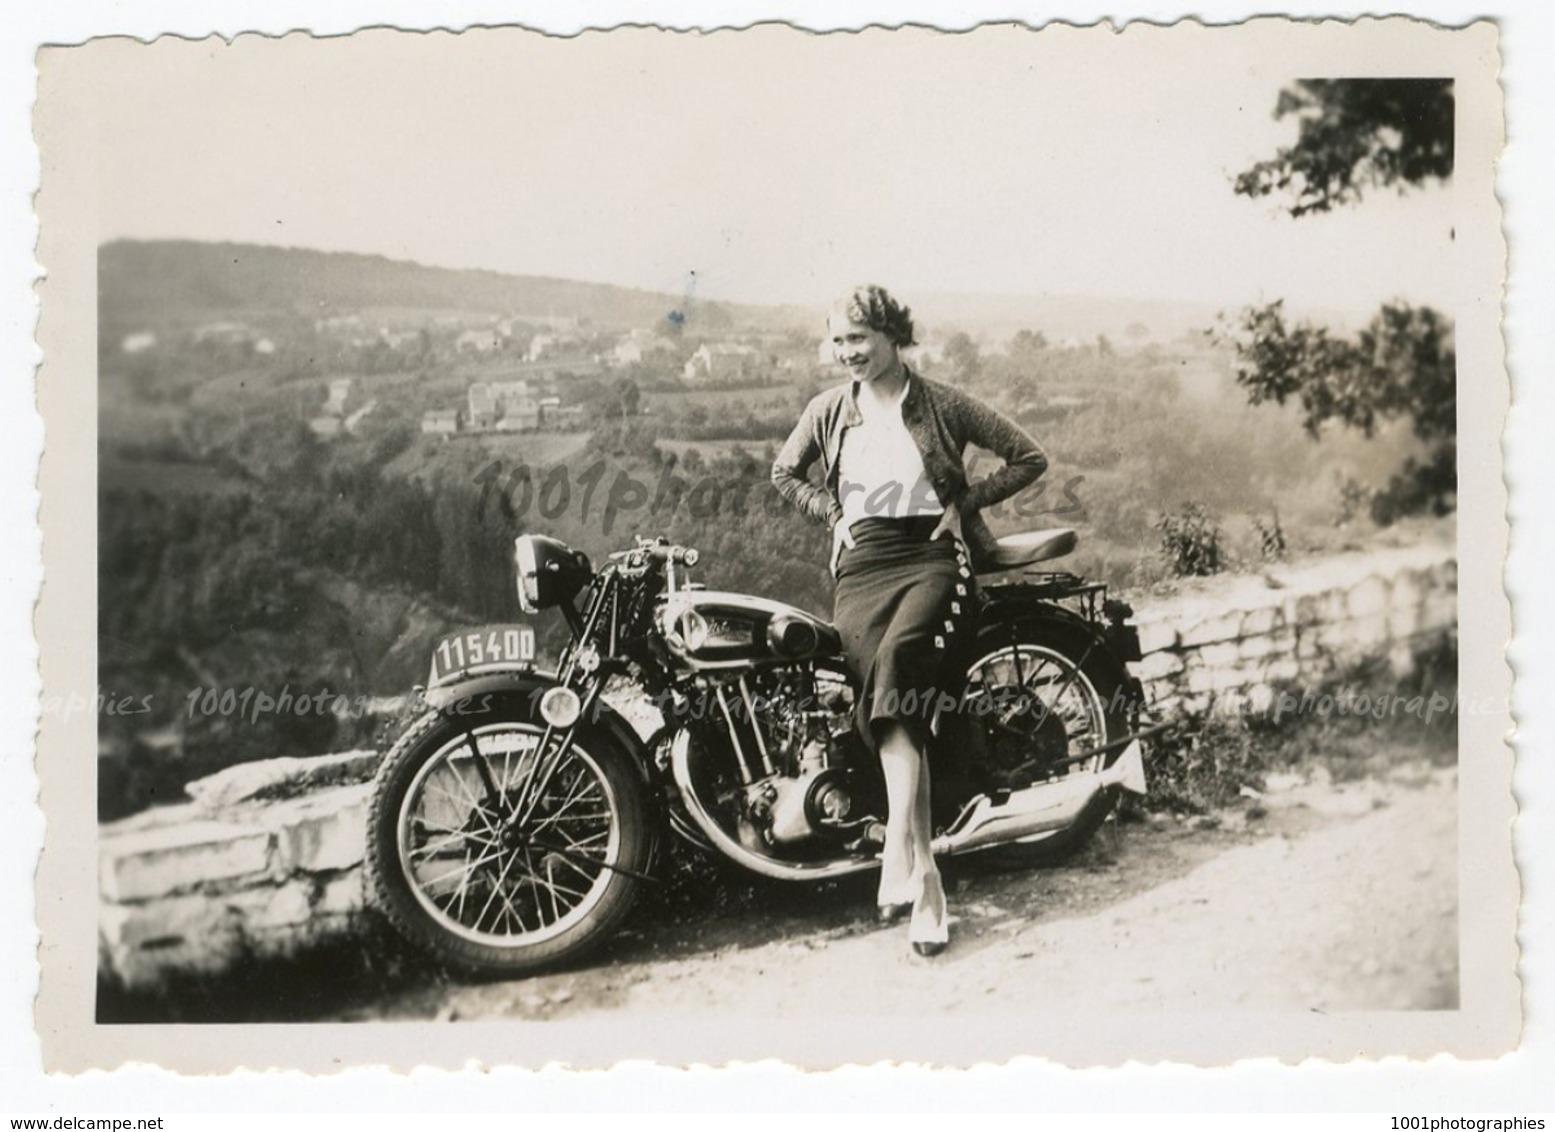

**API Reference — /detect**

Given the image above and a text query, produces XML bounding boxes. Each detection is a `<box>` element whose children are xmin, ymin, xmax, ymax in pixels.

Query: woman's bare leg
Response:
<box><xmin>876</xmin><ymin>721</ymin><xmax>942</xmax><ymax>900</ymax></box>
<box><xmin>875</xmin><ymin>720</ymin><xmax>921</xmax><ymax>903</ymax></box>
<box><xmin>910</xmin><ymin>755</ymin><xmax>948</xmax><ymax>949</ymax></box>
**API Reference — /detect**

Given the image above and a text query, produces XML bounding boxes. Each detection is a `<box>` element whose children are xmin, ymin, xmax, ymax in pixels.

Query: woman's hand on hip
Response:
<box><xmin>830</xmin><ymin>517</ymin><xmax>856</xmax><ymax>574</ymax></box>
<box><xmin>930</xmin><ymin>502</ymin><xmax>964</xmax><ymax>543</ymax></box>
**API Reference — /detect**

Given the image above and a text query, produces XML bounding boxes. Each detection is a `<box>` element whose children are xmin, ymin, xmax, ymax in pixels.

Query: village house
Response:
<box><xmin>323</xmin><ymin>377</ymin><xmax>353</xmax><ymax>417</ymax></box>
<box><xmin>611</xmin><ymin>329</ymin><xmax>678</xmax><ymax>367</ymax></box>
<box><xmin>546</xmin><ymin>403</ymin><xmax>588</xmax><ymax>430</ymax></box>
<box><xmin>191</xmin><ymin>321</ymin><xmax>259</xmax><ymax>348</ymax></box>
<box><xmin>467</xmin><ymin>383</ymin><xmax>499</xmax><ymax>430</ymax></box>
<box><xmin>495</xmin><ymin>396</ymin><xmax>541</xmax><ymax>431</ymax></box>
<box><xmin>683</xmin><ymin>342</ymin><xmax>761</xmax><ymax>383</ymax></box>
<box><xmin>421</xmin><ymin>409</ymin><xmax>460</xmax><ymax>437</ymax></box>
<box><xmin>467</xmin><ymin>380</ymin><xmax>539</xmax><ymax>432</ymax></box>
<box><xmin>456</xmin><ymin>326</ymin><xmax>504</xmax><ymax>354</ymax></box>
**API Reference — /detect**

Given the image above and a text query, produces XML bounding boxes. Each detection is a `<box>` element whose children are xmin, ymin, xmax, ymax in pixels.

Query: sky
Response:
<box><xmin>72</xmin><ymin>23</ymin><xmax>1461</xmax><ymax>319</ymax></box>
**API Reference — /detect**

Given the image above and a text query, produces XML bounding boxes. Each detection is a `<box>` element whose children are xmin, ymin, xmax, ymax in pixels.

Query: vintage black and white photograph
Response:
<box><xmin>32</xmin><ymin>18</ymin><xmax>1515</xmax><ymax>1070</ymax></box>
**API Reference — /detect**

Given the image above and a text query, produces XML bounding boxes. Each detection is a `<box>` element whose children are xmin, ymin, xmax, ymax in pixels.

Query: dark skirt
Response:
<box><xmin>833</xmin><ymin>515</ymin><xmax>976</xmax><ymax>754</ymax></box>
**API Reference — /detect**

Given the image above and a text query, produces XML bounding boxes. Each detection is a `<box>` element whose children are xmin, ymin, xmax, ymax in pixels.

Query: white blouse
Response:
<box><xmin>836</xmin><ymin>376</ymin><xmax>945</xmax><ymax>526</ymax></box>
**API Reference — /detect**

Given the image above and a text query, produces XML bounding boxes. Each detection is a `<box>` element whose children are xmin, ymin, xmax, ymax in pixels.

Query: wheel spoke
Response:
<box><xmin>967</xmin><ymin>644</ymin><xmax>1107</xmax><ymax>779</ymax></box>
<box><xmin>471</xmin><ymin>844</ymin><xmax>525</xmax><ymax>934</ymax></box>
<box><xmin>397</xmin><ymin>723</ymin><xmax>627</xmax><ymax>948</ymax></box>
<box><xmin>409</xmin><ymin>828</ymin><xmax>486</xmax><ymax>861</ymax></box>
<box><xmin>419</xmin><ymin>841</ymin><xmax>505</xmax><ymax>891</ymax></box>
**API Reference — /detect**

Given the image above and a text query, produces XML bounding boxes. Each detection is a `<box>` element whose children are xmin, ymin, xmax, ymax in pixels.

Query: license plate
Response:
<box><xmin>428</xmin><ymin>624</ymin><xmax>537</xmax><ymax>686</ymax></box>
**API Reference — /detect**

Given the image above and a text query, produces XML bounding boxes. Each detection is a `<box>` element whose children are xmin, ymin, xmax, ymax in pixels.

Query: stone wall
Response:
<box><xmin>98</xmin><ymin>751</ymin><xmax>379</xmax><ymax>989</ymax></box>
<box><xmin>97</xmin><ymin>542</ymin><xmax>1456</xmax><ymax>990</ymax></box>
<box><xmin>1130</xmin><ymin>543</ymin><xmax>1456</xmax><ymax>719</ymax></box>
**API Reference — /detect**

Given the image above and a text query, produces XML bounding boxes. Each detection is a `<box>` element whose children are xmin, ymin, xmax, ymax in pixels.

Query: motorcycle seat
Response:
<box><xmin>975</xmin><ymin>527</ymin><xmax>1078</xmax><ymax>574</ymax></box>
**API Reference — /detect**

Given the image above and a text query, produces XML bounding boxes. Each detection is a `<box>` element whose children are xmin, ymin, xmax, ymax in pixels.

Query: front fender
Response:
<box><xmin>422</xmin><ymin>667</ymin><xmax>654</xmax><ymax>784</ymax></box>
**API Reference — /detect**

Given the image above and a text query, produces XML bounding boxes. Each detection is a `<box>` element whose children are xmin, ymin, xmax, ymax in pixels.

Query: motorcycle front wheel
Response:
<box><xmin>364</xmin><ymin>700</ymin><xmax>653</xmax><ymax>975</ymax></box>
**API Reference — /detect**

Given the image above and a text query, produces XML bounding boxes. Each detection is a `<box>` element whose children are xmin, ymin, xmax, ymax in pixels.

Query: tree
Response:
<box><xmin>1234</xmin><ymin>79</ymin><xmax>1453</xmax><ymax>217</ymax></box>
<box><xmin>1008</xmin><ymin>328</ymin><xmax>1049</xmax><ymax>360</ymax></box>
<box><xmin>943</xmin><ymin>331</ymin><xmax>982</xmax><ymax>385</ymax></box>
<box><xmin>1222</xmin><ymin>300</ymin><xmax>1455</xmax><ymax>519</ymax></box>
<box><xmin>1226</xmin><ymin>78</ymin><xmax>1456</xmax><ymax>524</ymax></box>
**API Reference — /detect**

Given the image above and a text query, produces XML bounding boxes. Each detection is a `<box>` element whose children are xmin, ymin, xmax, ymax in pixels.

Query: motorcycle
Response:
<box><xmin>364</xmin><ymin>525</ymin><xmax>1151</xmax><ymax>975</ymax></box>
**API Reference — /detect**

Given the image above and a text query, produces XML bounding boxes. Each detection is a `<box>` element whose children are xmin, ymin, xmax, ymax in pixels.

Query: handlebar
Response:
<box><xmin>647</xmin><ymin>543</ymin><xmax>699</xmax><ymax>566</ymax></box>
<box><xmin>608</xmin><ymin>538</ymin><xmax>700</xmax><ymax>569</ymax></box>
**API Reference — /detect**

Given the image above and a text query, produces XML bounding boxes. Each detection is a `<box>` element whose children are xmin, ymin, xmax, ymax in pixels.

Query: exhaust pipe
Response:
<box><xmin>933</xmin><ymin>739</ymin><xmax>1147</xmax><ymax>856</ymax></box>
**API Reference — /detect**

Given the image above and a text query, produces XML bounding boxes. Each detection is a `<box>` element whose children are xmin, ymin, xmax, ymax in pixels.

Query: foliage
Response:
<box><xmin>1156</xmin><ymin>502</ymin><xmax>1224</xmax><ymax>577</ymax></box>
<box><xmin>942</xmin><ymin>331</ymin><xmax>982</xmax><ymax>385</ymax></box>
<box><xmin>97</xmin><ymin>915</ymin><xmax>438</xmax><ymax>1024</ymax></box>
<box><xmin>1135</xmin><ymin>635</ymin><xmax>1459</xmax><ymax>816</ymax></box>
<box><xmin>1233</xmin><ymin>79</ymin><xmax>1454</xmax><ymax>217</ymax></box>
<box><xmin>1220</xmin><ymin>300</ymin><xmax>1455</xmax><ymax>522</ymax></box>
<box><xmin>1332</xmin><ymin>471</ymin><xmax>1370</xmax><ymax>527</ymax></box>
<box><xmin>1251</xmin><ymin>511</ymin><xmax>1287</xmax><ymax>562</ymax></box>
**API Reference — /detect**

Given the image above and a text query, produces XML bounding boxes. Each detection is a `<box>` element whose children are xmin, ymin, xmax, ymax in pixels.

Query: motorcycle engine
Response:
<box><xmin>715</xmin><ymin>664</ymin><xmax>875</xmax><ymax>851</ymax></box>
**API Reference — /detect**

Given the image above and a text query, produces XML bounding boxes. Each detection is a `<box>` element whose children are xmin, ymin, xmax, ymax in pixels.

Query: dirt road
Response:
<box><xmin>357</xmin><ymin>760</ymin><xmax>1457</xmax><ymax>1022</ymax></box>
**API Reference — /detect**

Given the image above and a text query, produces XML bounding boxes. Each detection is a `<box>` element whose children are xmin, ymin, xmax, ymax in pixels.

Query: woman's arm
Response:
<box><xmin>953</xmin><ymin>391</ymin><xmax>1049</xmax><ymax>512</ymax></box>
<box><xmin>771</xmin><ymin>402</ymin><xmax>843</xmax><ymax>527</ymax></box>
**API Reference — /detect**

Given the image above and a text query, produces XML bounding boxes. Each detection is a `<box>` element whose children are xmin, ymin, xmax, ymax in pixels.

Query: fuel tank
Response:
<box><xmin>657</xmin><ymin>591</ymin><xmax>842</xmax><ymax>670</ymax></box>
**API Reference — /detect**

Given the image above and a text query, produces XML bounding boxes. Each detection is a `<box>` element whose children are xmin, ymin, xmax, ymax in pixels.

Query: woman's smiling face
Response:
<box><xmin>828</xmin><ymin>312</ymin><xmax>900</xmax><ymax>384</ymax></box>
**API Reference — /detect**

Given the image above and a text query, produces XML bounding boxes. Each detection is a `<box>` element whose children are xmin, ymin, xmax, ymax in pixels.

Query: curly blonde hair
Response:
<box><xmin>835</xmin><ymin>284</ymin><xmax>917</xmax><ymax>349</ymax></box>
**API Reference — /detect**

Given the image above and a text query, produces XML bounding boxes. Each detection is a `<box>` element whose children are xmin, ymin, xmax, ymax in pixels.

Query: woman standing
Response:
<box><xmin>771</xmin><ymin>285</ymin><xmax>1048</xmax><ymax>956</ymax></box>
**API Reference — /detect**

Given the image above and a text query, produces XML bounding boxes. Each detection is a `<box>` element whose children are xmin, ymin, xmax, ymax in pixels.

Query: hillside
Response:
<box><xmin>99</xmin><ymin>239</ymin><xmax>810</xmax><ymax>335</ymax></box>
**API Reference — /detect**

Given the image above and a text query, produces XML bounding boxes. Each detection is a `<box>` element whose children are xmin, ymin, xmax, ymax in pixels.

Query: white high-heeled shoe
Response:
<box><xmin>909</xmin><ymin>869</ymin><xmax>949</xmax><ymax>957</ymax></box>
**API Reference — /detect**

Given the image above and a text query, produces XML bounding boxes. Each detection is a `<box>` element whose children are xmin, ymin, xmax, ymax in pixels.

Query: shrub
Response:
<box><xmin>1252</xmin><ymin>511</ymin><xmax>1287</xmax><ymax>562</ymax></box>
<box><xmin>1156</xmin><ymin>502</ymin><xmax>1224</xmax><ymax>577</ymax></box>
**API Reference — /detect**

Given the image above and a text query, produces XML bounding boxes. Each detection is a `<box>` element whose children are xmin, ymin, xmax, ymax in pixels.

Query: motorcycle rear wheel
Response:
<box><xmin>952</xmin><ymin>617</ymin><xmax>1133</xmax><ymax>867</ymax></box>
<box><xmin>364</xmin><ymin>700</ymin><xmax>652</xmax><ymax>975</ymax></box>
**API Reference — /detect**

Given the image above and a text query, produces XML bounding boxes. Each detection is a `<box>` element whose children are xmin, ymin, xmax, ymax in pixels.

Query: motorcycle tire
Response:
<box><xmin>951</xmin><ymin>616</ymin><xmax>1135</xmax><ymax>868</ymax></box>
<box><xmin>364</xmin><ymin>696</ymin><xmax>653</xmax><ymax>976</ymax></box>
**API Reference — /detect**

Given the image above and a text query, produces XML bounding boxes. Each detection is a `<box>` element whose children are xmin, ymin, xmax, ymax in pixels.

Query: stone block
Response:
<box><xmin>1244</xmin><ymin>684</ymin><xmax>1277</xmax><ymax>714</ymax></box>
<box><xmin>1388</xmin><ymin>600</ymin><xmax>1424</xmax><ymax>640</ymax></box>
<box><xmin>1187</xmin><ymin>664</ymin><xmax>1251</xmax><ymax>694</ymax></box>
<box><xmin>1241</xmin><ymin>604</ymin><xmax>1284</xmax><ymax>637</ymax></box>
<box><xmin>1179</xmin><ymin>691</ymin><xmax>1213</xmax><ymax>717</ymax></box>
<box><xmin>225</xmin><ymin>881</ymin><xmax>316</xmax><ymax>932</ymax></box>
<box><xmin>1387</xmin><ymin>642</ymin><xmax>1419</xmax><ymax>678</ymax></box>
<box><xmin>251</xmin><ymin>783</ymin><xmax>373</xmax><ymax>875</ymax></box>
<box><xmin>1256</xmin><ymin>657</ymin><xmax>1303</xmax><ymax>685</ymax></box>
<box><xmin>1347</xmin><ymin>576</ymin><xmax>1391</xmax><ymax>619</ymax></box>
<box><xmin>187</xmin><ymin>749</ymin><xmax>381</xmax><ymax>809</ymax></box>
<box><xmin>1290</xmin><ymin>588</ymin><xmax>1347</xmax><ymax>628</ymax></box>
<box><xmin>1390</xmin><ymin>569</ymin><xmax>1424</xmax><ymax>612</ymax></box>
<box><xmin>100</xmin><ymin>821</ymin><xmax>273</xmax><ymax>902</ymax></box>
<box><xmin>1136</xmin><ymin>619</ymin><xmax>1179</xmax><ymax>655</ymax></box>
<box><xmin>1239</xmin><ymin>630</ymin><xmax>1297</xmax><ymax>661</ymax></box>
<box><xmin>1349</xmin><ymin>614</ymin><xmax>1391</xmax><ymax>649</ymax></box>
<box><xmin>1316</xmin><ymin>614</ymin><xmax>1390</xmax><ymax>657</ymax></box>
<box><xmin>317</xmin><ymin>869</ymin><xmax>365</xmax><ymax>917</ymax></box>
<box><xmin>1420</xmin><ymin>591</ymin><xmax>1458</xmax><ymax>632</ymax></box>
<box><xmin>99</xmin><ymin>895</ymin><xmax>245</xmax><ymax>989</ymax></box>
<box><xmin>1193</xmin><ymin>641</ymin><xmax>1242</xmax><ymax>670</ymax></box>
<box><xmin>1179</xmin><ymin>611</ymin><xmax>1244</xmax><ymax>648</ymax></box>
<box><xmin>1136</xmin><ymin>650</ymin><xmax>1186</xmax><ymax>681</ymax></box>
